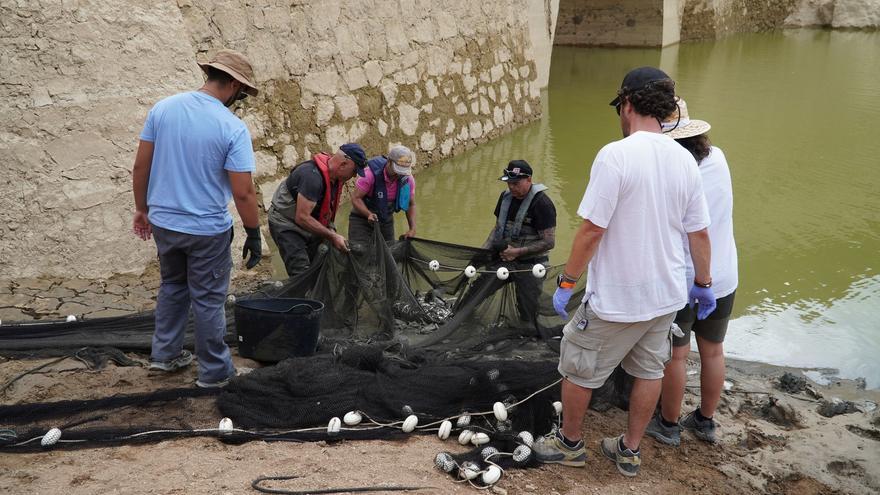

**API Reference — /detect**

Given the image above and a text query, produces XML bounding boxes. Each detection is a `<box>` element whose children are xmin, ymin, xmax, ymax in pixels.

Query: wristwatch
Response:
<box><xmin>694</xmin><ymin>278</ymin><xmax>712</xmax><ymax>288</ymax></box>
<box><xmin>556</xmin><ymin>272</ymin><xmax>578</xmax><ymax>290</ymax></box>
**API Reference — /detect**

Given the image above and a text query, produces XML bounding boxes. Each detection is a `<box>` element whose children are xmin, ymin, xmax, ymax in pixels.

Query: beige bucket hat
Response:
<box><xmin>662</xmin><ymin>98</ymin><xmax>710</xmax><ymax>139</ymax></box>
<box><xmin>198</xmin><ymin>49</ymin><xmax>259</xmax><ymax>97</ymax></box>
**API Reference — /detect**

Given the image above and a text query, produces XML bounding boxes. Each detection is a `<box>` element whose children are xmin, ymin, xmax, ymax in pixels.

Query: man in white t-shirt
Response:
<box><xmin>532</xmin><ymin>67</ymin><xmax>716</xmax><ymax>477</ymax></box>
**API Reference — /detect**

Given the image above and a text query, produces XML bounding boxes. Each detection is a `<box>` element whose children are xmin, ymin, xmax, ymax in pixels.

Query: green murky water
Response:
<box><xmin>318</xmin><ymin>30</ymin><xmax>880</xmax><ymax>386</ymax></box>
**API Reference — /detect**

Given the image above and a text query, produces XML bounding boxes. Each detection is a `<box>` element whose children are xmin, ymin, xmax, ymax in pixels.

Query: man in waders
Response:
<box><xmin>131</xmin><ymin>49</ymin><xmax>262</xmax><ymax>388</ymax></box>
<box><xmin>267</xmin><ymin>143</ymin><xmax>367</xmax><ymax>278</ymax></box>
<box><xmin>478</xmin><ymin>160</ymin><xmax>557</xmax><ymax>326</ymax></box>
<box><xmin>348</xmin><ymin>145</ymin><xmax>417</xmax><ymax>246</ymax></box>
<box><xmin>533</xmin><ymin>67</ymin><xmax>715</xmax><ymax>477</ymax></box>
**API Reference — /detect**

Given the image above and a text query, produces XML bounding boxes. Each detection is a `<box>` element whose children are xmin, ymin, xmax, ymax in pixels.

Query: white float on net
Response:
<box><xmin>438</xmin><ymin>420</ymin><xmax>452</xmax><ymax>440</ymax></box>
<box><xmin>532</xmin><ymin>263</ymin><xmax>546</xmax><ymax>278</ymax></box>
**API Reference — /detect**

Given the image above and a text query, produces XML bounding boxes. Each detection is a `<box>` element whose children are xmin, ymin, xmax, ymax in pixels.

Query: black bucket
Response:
<box><xmin>234</xmin><ymin>298</ymin><xmax>324</xmax><ymax>362</ymax></box>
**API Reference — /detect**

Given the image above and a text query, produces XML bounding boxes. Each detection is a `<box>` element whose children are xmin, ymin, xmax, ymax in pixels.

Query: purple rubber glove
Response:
<box><xmin>553</xmin><ymin>287</ymin><xmax>574</xmax><ymax>319</ymax></box>
<box><xmin>689</xmin><ymin>284</ymin><xmax>717</xmax><ymax>320</ymax></box>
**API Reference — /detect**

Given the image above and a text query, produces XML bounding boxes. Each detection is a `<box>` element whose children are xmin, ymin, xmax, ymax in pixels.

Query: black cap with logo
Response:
<box><xmin>499</xmin><ymin>160</ymin><xmax>533</xmax><ymax>182</ymax></box>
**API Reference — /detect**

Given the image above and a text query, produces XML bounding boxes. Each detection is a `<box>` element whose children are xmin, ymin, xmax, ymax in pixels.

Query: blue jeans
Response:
<box><xmin>152</xmin><ymin>225</ymin><xmax>234</xmax><ymax>383</ymax></box>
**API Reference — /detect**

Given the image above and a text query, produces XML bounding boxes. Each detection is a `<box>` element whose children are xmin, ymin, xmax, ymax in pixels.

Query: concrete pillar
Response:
<box><xmin>527</xmin><ymin>0</ymin><xmax>561</xmax><ymax>88</ymax></box>
<box><xmin>662</xmin><ymin>0</ymin><xmax>682</xmax><ymax>46</ymax></box>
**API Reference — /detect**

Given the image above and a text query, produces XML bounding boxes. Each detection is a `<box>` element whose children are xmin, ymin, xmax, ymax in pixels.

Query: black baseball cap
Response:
<box><xmin>499</xmin><ymin>160</ymin><xmax>533</xmax><ymax>182</ymax></box>
<box><xmin>609</xmin><ymin>66</ymin><xmax>671</xmax><ymax>107</ymax></box>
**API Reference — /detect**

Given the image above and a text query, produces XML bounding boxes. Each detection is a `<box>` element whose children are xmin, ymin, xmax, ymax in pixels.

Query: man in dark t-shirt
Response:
<box><xmin>470</xmin><ymin>160</ymin><xmax>557</xmax><ymax>329</ymax></box>
<box><xmin>268</xmin><ymin>143</ymin><xmax>367</xmax><ymax>277</ymax></box>
<box><xmin>483</xmin><ymin>160</ymin><xmax>557</xmax><ymax>262</ymax></box>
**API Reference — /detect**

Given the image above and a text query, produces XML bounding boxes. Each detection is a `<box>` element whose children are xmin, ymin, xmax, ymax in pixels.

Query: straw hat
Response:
<box><xmin>662</xmin><ymin>98</ymin><xmax>710</xmax><ymax>139</ymax></box>
<box><xmin>198</xmin><ymin>49</ymin><xmax>259</xmax><ymax>96</ymax></box>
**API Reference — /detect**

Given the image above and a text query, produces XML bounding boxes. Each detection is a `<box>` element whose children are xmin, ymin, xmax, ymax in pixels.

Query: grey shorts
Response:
<box><xmin>672</xmin><ymin>290</ymin><xmax>736</xmax><ymax>347</ymax></box>
<box><xmin>558</xmin><ymin>302</ymin><xmax>675</xmax><ymax>389</ymax></box>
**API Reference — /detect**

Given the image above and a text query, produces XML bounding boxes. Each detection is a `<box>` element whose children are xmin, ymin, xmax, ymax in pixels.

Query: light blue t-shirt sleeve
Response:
<box><xmin>224</xmin><ymin>126</ymin><xmax>256</xmax><ymax>172</ymax></box>
<box><xmin>139</xmin><ymin>107</ymin><xmax>156</xmax><ymax>142</ymax></box>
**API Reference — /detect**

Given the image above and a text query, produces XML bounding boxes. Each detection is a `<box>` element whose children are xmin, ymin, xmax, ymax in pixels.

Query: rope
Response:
<box><xmin>421</xmin><ymin>378</ymin><xmax>561</xmax><ymax>428</ymax></box>
<box><xmin>5</xmin><ymin>377</ymin><xmax>563</xmax><ymax>448</ymax></box>
<box><xmin>251</xmin><ymin>475</ymin><xmax>432</xmax><ymax>494</ymax></box>
<box><xmin>0</xmin><ymin>354</ymin><xmax>73</xmax><ymax>394</ymax></box>
<box><xmin>408</xmin><ymin>257</ymin><xmax>561</xmax><ymax>274</ymax></box>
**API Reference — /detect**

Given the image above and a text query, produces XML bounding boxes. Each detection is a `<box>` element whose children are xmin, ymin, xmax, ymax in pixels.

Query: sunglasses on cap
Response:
<box><xmin>502</xmin><ymin>169</ymin><xmax>530</xmax><ymax>180</ymax></box>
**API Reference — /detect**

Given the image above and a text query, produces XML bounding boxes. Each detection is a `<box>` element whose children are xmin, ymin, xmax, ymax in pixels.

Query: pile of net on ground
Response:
<box><xmin>1</xmin><ymin>344</ymin><xmax>562</xmax><ymax>450</ymax></box>
<box><xmin>0</xmin><ymin>222</ymin><xmax>640</xmax><ymax>486</ymax></box>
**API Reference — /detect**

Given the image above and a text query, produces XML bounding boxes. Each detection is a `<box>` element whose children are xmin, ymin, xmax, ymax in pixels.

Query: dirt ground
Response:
<box><xmin>1</xmin><ymin>349</ymin><xmax>878</xmax><ymax>495</ymax></box>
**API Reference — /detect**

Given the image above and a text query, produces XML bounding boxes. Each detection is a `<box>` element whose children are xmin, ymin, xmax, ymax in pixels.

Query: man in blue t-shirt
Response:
<box><xmin>131</xmin><ymin>49</ymin><xmax>262</xmax><ymax>388</ymax></box>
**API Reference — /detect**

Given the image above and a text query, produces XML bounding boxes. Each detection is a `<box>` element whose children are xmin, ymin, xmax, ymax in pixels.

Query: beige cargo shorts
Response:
<box><xmin>558</xmin><ymin>301</ymin><xmax>675</xmax><ymax>389</ymax></box>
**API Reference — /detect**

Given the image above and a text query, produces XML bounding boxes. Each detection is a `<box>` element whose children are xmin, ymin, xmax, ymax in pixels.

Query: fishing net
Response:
<box><xmin>251</xmin><ymin>224</ymin><xmax>580</xmax><ymax>353</ymax></box>
<box><xmin>0</xmin><ymin>223</ymin><xmax>637</xmax><ymax>489</ymax></box>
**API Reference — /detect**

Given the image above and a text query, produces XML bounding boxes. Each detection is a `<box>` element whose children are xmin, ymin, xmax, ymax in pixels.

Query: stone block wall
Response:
<box><xmin>680</xmin><ymin>0</ymin><xmax>879</xmax><ymax>40</ymax></box>
<box><xmin>0</xmin><ymin>0</ymin><xmax>545</xmax><ymax>280</ymax></box>
<box><xmin>785</xmin><ymin>0</ymin><xmax>880</xmax><ymax>28</ymax></box>
<box><xmin>554</xmin><ymin>0</ymin><xmax>665</xmax><ymax>47</ymax></box>
<box><xmin>680</xmin><ymin>0</ymin><xmax>799</xmax><ymax>40</ymax></box>
<box><xmin>552</xmin><ymin>0</ymin><xmax>877</xmax><ymax>48</ymax></box>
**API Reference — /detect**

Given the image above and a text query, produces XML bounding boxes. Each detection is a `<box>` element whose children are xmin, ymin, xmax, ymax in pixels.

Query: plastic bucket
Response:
<box><xmin>234</xmin><ymin>298</ymin><xmax>324</xmax><ymax>362</ymax></box>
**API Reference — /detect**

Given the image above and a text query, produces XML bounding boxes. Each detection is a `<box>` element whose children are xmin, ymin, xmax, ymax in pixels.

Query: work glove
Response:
<box><xmin>242</xmin><ymin>226</ymin><xmax>262</xmax><ymax>269</ymax></box>
<box><xmin>553</xmin><ymin>287</ymin><xmax>574</xmax><ymax>320</ymax></box>
<box><xmin>688</xmin><ymin>284</ymin><xmax>716</xmax><ymax>320</ymax></box>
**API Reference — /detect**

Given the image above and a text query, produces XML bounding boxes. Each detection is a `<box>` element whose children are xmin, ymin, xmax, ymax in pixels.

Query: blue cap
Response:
<box><xmin>339</xmin><ymin>143</ymin><xmax>367</xmax><ymax>170</ymax></box>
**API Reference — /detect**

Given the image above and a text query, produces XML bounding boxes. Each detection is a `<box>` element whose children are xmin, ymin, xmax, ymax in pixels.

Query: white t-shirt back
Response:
<box><xmin>577</xmin><ymin>131</ymin><xmax>710</xmax><ymax>323</ymax></box>
<box><xmin>683</xmin><ymin>146</ymin><xmax>738</xmax><ymax>298</ymax></box>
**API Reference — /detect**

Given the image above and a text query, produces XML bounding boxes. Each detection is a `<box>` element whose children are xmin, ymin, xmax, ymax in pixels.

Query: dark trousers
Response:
<box><xmin>269</xmin><ymin>219</ymin><xmax>322</xmax><ymax>278</ymax></box>
<box><xmin>348</xmin><ymin>213</ymin><xmax>395</xmax><ymax>247</ymax></box>
<box><xmin>152</xmin><ymin>225</ymin><xmax>234</xmax><ymax>383</ymax></box>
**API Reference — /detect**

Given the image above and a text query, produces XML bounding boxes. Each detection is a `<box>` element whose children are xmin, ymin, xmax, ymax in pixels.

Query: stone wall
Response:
<box><xmin>680</xmin><ymin>0</ymin><xmax>799</xmax><ymax>40</ymax></box>
<box><xmin>0</xmin><ymin>0</ymin><xmax>546</xmax><ymax>281</ymax></box>
<box><xmin>554</xmin><ymin>0</ymin><xmax>666</xmax><ymax>47</ymax></box>
<box><xmin>553</xmin><ymin>0</ymin><xmax>877</xmax><ymax>48</ymax></box>
<box><xmin>680</xmin><ymin>0</ymin><xmax>879</xmax><ymax>40</ymax></box>
<box><xmin>785</xmin><ymin>0</ymin><xmax>880</xmax><ymax>28</ymax></box>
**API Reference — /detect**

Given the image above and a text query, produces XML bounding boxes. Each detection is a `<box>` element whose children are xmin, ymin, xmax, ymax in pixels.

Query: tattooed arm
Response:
<box><xmin>500</xmin><ymin>227</ymin><xmax>556</xmax><ymax>261</ymax></box>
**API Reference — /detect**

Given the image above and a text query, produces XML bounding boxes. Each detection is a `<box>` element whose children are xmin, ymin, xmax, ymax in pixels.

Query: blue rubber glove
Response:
<box><xmin>689</xmin><ymin>284</ymin><xmax>717</xmax><ymax>320</ymax></box>
<box><xmin>553</xmin><ymin>287</ymin><xmax>574</xmax><ymax>320</ymax></box>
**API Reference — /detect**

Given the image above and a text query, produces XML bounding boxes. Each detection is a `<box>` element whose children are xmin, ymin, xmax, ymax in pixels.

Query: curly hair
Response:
<box><xmin>622</xmin><ymin>79</ymin><xmax>677</xmax><ymax>121</ymax></box>
<box><xmin>675</xmin><ymin>134</ymin><xmax>712</xmax><ymax>163</ymax></box>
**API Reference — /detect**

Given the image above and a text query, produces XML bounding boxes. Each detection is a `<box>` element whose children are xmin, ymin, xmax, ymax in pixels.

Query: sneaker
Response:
<box><xmin>195</xmin><ymin>376</ymin><xmax>231</xmax><ymax>389</ymax></box>
<box><xmin>195</xmin><ymin>367</ymin><xmax>248</xmax><ymax>389</ymax></box>
<box><xmin>600</xmin><ymin>435</ymin><xmax>641</xmax><ymax>477</ymax></box>
<box><xmin>681</xmin><ymin>409</ymin><xmax>717</xmax><ymax>443</ymax></box>
<box><xmin>645</xmin><ymin>413</ymin><xmax>681</xmax><ymax>446</ymax></box>
<box><xmin>148</xmin><ymin>350</ymin><xmax>193</xmax><ymax>372</ymax></box>
<box><xmin>532</xmin><ymin>431</ymin><xmax>587</xmax><ymax>467</ymax></box>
